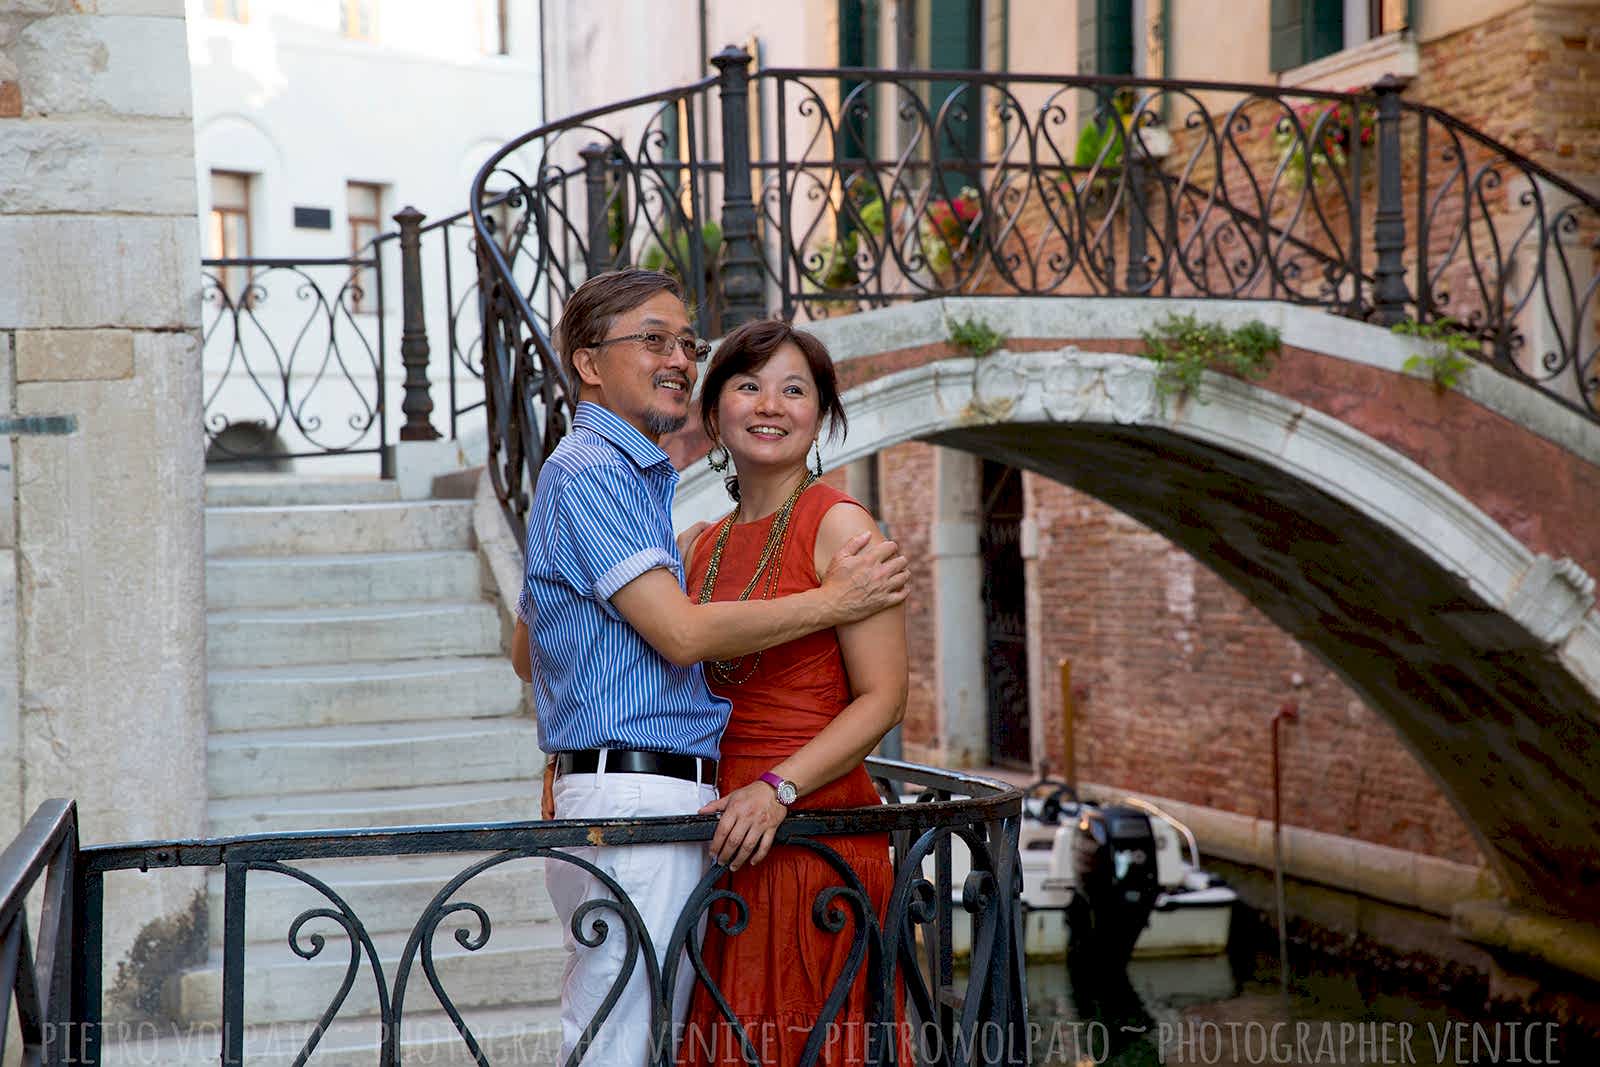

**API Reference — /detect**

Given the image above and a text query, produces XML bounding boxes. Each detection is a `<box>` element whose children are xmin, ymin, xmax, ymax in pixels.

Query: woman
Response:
<box><xmin>678</xmin><ymin>318</ymin><xmax>909</xmax><ymax>1066</ymax></box>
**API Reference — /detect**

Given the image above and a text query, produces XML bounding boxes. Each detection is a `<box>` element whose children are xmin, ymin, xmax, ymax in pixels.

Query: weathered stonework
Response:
<box><xmin>0</xmin><ymin>118</ymin><xmax>198</xmax><ymax>215</ymax></box>
<box><xmin>0</xmin><ymin>216</ymin><xmax>199</xmax><ymax>329</ymax></box>
<box><xmin>11</xmin><ymin>14</ymin><xmax>193</xmax><ymax>119</ymax></box>
<box><xmin>16</xmin><ymin>328</ymin><xmax>135</xmax><ymax>382</ymax></box>
<box><xmin>1</xmin><ymin>0</ymin><xmax>206</xmax><ymax>1014</ymax></box>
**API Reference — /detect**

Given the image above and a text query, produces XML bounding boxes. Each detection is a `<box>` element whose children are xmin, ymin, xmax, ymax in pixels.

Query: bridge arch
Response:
<box><xmin>674</xmin><ymin>302</ymin><xmax>1600</xmax><ymax>920</ymax></box>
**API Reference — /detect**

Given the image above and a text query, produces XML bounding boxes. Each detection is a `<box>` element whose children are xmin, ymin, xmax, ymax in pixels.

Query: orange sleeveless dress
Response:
<box><xmin>678</xmin><ymin>482</ymin><xmax>900</xmax><ymax>1067</ymax></box>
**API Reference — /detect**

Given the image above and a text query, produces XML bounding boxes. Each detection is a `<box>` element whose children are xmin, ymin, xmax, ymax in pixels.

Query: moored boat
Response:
<box><xmin>927</xmin><ymin>781</ymin><xmax>1238</xmax><ymax>963</ymax></box>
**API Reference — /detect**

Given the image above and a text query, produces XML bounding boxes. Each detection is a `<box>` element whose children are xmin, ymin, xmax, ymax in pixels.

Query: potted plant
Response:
<box><xmin>919</xmin><ymin>186</ymin><xmax>983</xmax><ymax>275</ymax></box>
<box><xmin>1271</xmin><ymin>94</ymin><xmax>1375</xmax><ymax>189</ymax></box>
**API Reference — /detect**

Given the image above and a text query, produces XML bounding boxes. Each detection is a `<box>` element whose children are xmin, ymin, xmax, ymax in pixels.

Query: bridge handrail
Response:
<box><xmin>466</xmin><ymin>53</ymin><xmax>1599</xmax><ymax>532</ymax></box>
<box><xmin>0</xmin><ymin>799</ymin><xmax>80</xmax><ymax>1066</ymax></box>
<box><xmin>469</xmin><ymin>75</ymin><xmax>722</xmax><ymax>534</ymax></box>
<box><xmin>1401</xmin><ymin>100</ymin><xmax>1600</xmax><ymax>210</ymax></box>
<box><xmin>1397</xmin><ymin>99</ymin><xmax>1600</xmax><ymax>416</ymax></box>
<box><xmin>13</xmin><ymin>758</ymin><xmax>1023</xmax><ymax>1067</ymax></box>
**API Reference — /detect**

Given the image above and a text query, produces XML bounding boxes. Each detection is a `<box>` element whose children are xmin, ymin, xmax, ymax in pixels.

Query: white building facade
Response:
<box><xmin>188</xmin><ymin>0</ymin><xmax>543</xmax><ymax>472</ymax></box>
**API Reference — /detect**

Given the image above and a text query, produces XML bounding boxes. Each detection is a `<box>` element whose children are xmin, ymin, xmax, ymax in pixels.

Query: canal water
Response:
<box><xmin>1019</xmin><ymin>910</ymin><xmax>1600</xmax><ymax>1067</ymax></box>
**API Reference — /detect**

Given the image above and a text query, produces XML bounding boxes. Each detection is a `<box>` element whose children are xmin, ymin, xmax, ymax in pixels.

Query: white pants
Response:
<box><xmin>546</xmin><ymin>767</ymin><xmax>716</xmax><ymax>1066</ymax></box>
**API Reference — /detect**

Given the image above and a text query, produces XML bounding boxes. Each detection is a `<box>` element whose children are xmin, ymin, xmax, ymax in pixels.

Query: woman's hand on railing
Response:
<box><xmin>700</xmin><ymin>782</ymin><xmax>789</xmax><ymax>871</ymax></box>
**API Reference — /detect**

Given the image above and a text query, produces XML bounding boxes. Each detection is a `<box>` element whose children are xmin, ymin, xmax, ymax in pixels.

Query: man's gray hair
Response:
<box><xmin>552</xmin><ymin>268</ymin><xmax>685</xmax><ymax>395</ymax></box>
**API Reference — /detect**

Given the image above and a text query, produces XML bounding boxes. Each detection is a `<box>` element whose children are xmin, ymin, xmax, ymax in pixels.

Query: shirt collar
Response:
<box><xmin>573</xmin><ymin>401</ymin><xmax>674</xmax><ymax>472</ymax></box>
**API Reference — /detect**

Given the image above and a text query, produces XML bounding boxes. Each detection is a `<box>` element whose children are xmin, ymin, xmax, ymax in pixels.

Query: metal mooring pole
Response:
<box><xmin>1271</xmin><ymin>700</ymin><xmax>1299</xmax><ymax>995</ymax></box>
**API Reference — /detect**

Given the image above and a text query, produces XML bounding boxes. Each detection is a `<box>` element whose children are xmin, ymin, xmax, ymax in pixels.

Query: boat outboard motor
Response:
<box><xmin>1067</xmin><ymin>804</ymin><xmax>1161</xmax><ymax>968</ymax></box>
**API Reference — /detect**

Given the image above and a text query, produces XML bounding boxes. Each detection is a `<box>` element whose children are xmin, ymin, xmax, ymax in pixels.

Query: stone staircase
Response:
<box><xmin>108</xmin><ymin>476</ymin><xmax>564</xmax><ymax>1065</ymax></box>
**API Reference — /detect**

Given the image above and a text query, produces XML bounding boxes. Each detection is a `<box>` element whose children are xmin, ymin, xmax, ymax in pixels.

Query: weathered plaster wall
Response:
<box><xmin>0</xmin><ymin>0</ymin><xmax>208</xmax><ymax>1008</ymax></box>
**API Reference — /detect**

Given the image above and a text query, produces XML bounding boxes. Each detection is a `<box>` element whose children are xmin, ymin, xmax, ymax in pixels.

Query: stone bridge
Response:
<box><xmin>672</xmin><ymin>298</ymin><xmax>1600</xmax><ymax>924</ymax></box>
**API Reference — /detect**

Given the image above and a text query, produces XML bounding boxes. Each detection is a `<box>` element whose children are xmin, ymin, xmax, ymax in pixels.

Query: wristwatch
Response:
<box><xmin>758</xmin><ymin>771</ymin><xmax>798</xmax><ymax>806</ymax></box>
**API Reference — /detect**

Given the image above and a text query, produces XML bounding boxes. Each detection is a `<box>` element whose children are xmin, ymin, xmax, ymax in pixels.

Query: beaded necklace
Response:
<box><xmin>696</xmin><ymin>472</ymin><xmax>817</xmax><ymax>685</ymax></box>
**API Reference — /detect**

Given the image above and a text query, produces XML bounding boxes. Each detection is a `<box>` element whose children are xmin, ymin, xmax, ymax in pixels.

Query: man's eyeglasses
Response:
<box><xmin>592</xmin><ymin>331</ymin><xmax>712</xmax><ymax>362</ymax></box>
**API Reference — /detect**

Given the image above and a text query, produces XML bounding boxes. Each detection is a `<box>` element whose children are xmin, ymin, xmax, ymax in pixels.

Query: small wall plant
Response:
<box><xmin>1392</xmin><ymin>317</ymin><xmax>1478</xmax><ymax>393</ymax></box>
<box><xmin>1139</xmin><ymin>312</ymin><xmax>1282</xmax><ymax>403</ymax></box>
<box><xmin>947</xmin><ymin>314</ymin><xmax>1005</xmax><ymax>358</ymax></box>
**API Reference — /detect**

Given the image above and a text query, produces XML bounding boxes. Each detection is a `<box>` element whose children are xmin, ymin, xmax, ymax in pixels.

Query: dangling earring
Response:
<box><xmin>811</xmin><ymin>440</ymin><xmax>823</xmax><ymax>479</ymax></box>
<box><xmin>707</xmin><ymin>444</ymin><xmax>730</xmax><ymax>472</ymax></box>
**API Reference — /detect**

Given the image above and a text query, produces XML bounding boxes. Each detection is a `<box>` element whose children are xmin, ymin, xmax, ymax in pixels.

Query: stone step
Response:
<box><xmin>208</xmin><ymin>657</ymin><xmax>524</xmax><ymax>733</ymax></box>
<box><xmin>208</xmin><ymin>718</ymin><xmax>543</xmax><ymax>798</ymax></box>
<box><xmin>205</xmin><ymin>501</ymin><xmax>473</xmax><ymax>557</ymax></box>
<box><xmin>206</xmin><ymin>550</ymin><xmax>482</xmax><ymax>610</ymax></box>
<box><xmin>205</xmin><ymin>475</ymin><xmax>402</xmax><ymax>508</ymax></box>
<box><xmin>207</xmin><ymin>602</ymin><xmax>501</xmax><ymax>669</ymax></box>
<box><xmin>203</xmin><ymin>852</ymin><xmax>555</xmax><ymax>946</ymax></box>
<box><xmin>207</xmin><ymin>781</ymin><xmax>537</xmax><ymax>837</ymax></box>
<box><xmin>102</xmin><ymin>1004</ymin><xmax>562</xmax><ymax>1067</ymax></box>
<box><xmin>165</xmin><ymin>922</ymin><xmax>565</xmax><ymax>1027</ymax></box>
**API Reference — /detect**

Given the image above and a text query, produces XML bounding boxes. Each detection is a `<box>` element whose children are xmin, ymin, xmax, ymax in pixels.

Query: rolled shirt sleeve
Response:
<box><xmin>556</xmin><ymin>464</ymin><xmax>681</xmax><ymax>618</ymax></box>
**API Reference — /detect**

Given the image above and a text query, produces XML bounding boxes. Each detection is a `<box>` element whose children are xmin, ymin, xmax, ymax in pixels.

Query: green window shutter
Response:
<box><xmin>1270</xmin><ymin>0</ymin><xmax>1305</xmax><ymax>71</ymax></box>
<box><xmin>837</xmin><ymin>0</ymin><xmax>879</xmax><ymax>163</ymax></box>
<box><xmin>1095</xmin><ymin>0</ymin><xmax>1134</xmax><ymax>76</ymax></box>
<box><xmin>1306</xmin><ymin>0</ymin><xmax>1343</xmax><ymax>62</ymax></box>
<box><xmin>928</xmin><ymin>0</ymin><xmax>980</xmax><ymax>194</ymax></box>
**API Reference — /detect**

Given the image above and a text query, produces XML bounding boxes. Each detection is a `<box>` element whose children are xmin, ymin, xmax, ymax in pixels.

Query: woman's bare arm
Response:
<box><xmin>701</xmin><ymin>502</ymin><xmax>909</xmax><ymax>870</ymax></box>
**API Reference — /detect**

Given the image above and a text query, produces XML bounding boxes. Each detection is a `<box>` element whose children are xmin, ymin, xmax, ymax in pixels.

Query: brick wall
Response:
<box><xmin>874</xmin><ymin>443</ymin><xmax>941</xmax><ymax>753</ymax></box>
<box><xmin>1022</xmin><ymin>474</ymin><xmax>1483</xmax><ymax>866</ymax></box>
<box><xmin>1416</xmin><ymin>2</ymin><xmax>1600</xmax><ymax>174</ymax></box>
<box><xmin>878</xmin><ymin>441</ymin><xmax>1484</xmax><ymax>866</ymax></box>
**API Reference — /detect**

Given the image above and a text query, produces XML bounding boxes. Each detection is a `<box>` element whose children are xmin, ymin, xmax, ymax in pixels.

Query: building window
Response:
<box><xmin>208</xmin><ymin>170</ymin><xmax>253</xmax><ymax>300</ymax></box>
<box><xmin>1078</xmin><ymin>0</ymin><xmax>1134</xmax><ymax>77</ymax></box>
<box><xmin>206</xmin><ymin>0</ymin><xmax>249</xmax><ymax>21</ymax></box>
<box><xmin>927</xmin><ymin>0</ymin><xmax>981</xmax><ymax>195</ymax></box>
<box><xmin>347</xmin><ymin>182</ymin><xmax>384</xmax><ymax>312</ymax></box>
<box><xmin>480</xmin><ymin>0</ymin><xmax>509</xmax><ymax>55</ymax></box>
<box><xmin>837</xmin><ymin>0</ymin><xmax>880</xmax><ymax>164</ymax></box>
<box><xmin>1272</xmin><ymin>0</ymin><xmax>1406</xmax><ymax>73</ymax></box>
<box><xmin>341</xmin><ymin>0</ymin><xmax>378</xmax><ymax>40</ymax></box>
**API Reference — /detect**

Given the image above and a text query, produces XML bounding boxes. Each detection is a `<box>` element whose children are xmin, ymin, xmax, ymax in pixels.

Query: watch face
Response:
<box><xmin>776</xmin><ymin>780</ymin><xmax>798</xmax><ymax>805</ymax></box>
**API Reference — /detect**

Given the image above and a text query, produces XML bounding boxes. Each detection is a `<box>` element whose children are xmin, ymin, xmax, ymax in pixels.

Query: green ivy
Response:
<box><xmin>947</xmin><ymin>315</ymin><xmax>1006</xmax><ymax>359</ymax></box>
<box><xmin>1392</xmin><ymin>317</ymin><xmax>1479</xmax><ymax>392</ymax></box>
<box><xmin>1138</xmin><ymin>312</ymin><xmax>1281</xmax><ymax>403</ymax></box>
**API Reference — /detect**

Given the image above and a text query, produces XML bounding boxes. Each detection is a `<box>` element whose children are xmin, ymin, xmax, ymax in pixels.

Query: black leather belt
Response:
<box><xmin>554</xmin><ymin>748</ymin><xmax>717</xmax><ymax>785</ymax></box>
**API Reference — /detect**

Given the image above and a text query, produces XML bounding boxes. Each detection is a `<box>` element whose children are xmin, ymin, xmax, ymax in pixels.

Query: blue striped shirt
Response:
<box><xmin>517</xmin><ymin>402</ymin><xmax>730</xmax><ymax>760</ymax></box>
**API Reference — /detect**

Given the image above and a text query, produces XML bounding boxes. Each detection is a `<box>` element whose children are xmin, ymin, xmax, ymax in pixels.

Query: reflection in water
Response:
<box><xmin>1025</xmin><ymin>943</ymin><xmax>1600</xmax><ymax>1067</ymax></box>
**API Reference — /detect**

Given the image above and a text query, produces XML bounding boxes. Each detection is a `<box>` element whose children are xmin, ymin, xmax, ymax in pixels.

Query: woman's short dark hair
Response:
<box><xmin>698</xmin><ymin>318</ymin><xmax>848</xmax><ymax>444</ymax></box>
<box><xmin>553</xmin><ymin>268</ymin><xmax>684</xmax><ymax>393</ymax></box>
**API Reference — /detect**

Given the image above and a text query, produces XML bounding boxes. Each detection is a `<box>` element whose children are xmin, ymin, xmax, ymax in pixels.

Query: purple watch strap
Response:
<box><xmin>758</xmin><ymin>771</ymin><xmax>785</xmax><ymax>791</ymax></box>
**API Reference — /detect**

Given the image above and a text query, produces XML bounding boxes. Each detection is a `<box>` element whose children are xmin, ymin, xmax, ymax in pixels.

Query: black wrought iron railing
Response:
<box><xmin>200</xmin><ymin>195</ymin><xmax>515</xmax><ymax>473</ymax></box>
<box><xmin>0</xmin><ymin>801</ymin><xmax>81</xmax><ymax>1067</ymax></box>
<box><xmin>201</xmin><ymin>253</ymin><xmax>391</xmax><ymax>469</ymax></box>
<box><xmin>469</xmin><ymin>50</ymin><xmax>1598</xmax><ymax>531</ymax></box>
<box><xmin>3</xmin><ymin>761</ymin><xmax>1024</xmax><ymax>1066</ymax></box>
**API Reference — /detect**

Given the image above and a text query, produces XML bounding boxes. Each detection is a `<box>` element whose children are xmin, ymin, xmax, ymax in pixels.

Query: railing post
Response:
<box><xmin>1371</xmin><ymin>74</ymin><xmax>1413</xmax><ymax>325</ymax></box>
<box><xmin>581</xmin><ymin>142</ymin><xmax>612</xmax><ymax>276</ymax></box>
<box><xmin>394</xmin><ymin>206</ymin><xmax>441</xmax><ymax>442</ymax></box>
<box><xmin>69</xmin><ymin>867</ymin><xmax>103</xmax><ymax>1067</ymax></box>
<box><xmin>1124</xmin><ymin>150</ymin><xmax>1152</xmax><ymax>293</ymax></box>
<box><xmin>713</xmin><ymin>46</ymin><xmax>765</xmax><ymax>329</ymax></box>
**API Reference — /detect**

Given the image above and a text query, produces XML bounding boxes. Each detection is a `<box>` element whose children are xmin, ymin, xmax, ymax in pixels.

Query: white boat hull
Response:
<box><xmin>942</xmin><ymin>887</ymin><xmax>1236</xmax><ymax>960</ymax></box>
<box><xmin>926</xmin><ymin>804</ymin><xmax>1237</xmax><ymax>960</ymax></box>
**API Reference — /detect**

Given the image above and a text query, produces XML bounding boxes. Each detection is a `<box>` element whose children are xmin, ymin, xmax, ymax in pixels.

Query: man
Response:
<box><xmin>509</xmin><ymin>268</ymin><xmax>908</xmax><ymax>1065</ymax></box>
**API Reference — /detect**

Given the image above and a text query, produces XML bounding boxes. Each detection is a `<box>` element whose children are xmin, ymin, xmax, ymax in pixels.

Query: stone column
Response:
<box><xmin>1</xmin><ymin>0</ymin><xmax>208</xmax><ymax>1011</ymax></box>
<box><xmin>930</xmin><ymin>448</ymin><xmax>986</xmax><ymax>765</ymax></box>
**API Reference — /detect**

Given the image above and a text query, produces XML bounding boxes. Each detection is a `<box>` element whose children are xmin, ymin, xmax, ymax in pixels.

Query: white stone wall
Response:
<box><xmin>1</xmin><ymin>0</ymin><xmax>209</xmax><ymax>1007</ymax></box>
<box><xmin>187</xmin><ymin>0</ymin><xmax>542</xmax><ymax>471</ymax></box>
